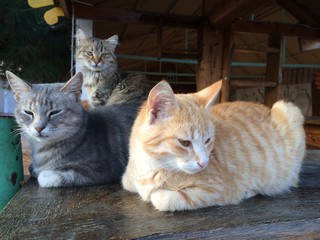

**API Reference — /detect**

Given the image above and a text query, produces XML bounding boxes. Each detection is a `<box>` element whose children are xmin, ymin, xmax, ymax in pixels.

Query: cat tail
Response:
<box><xmin>271</xmin><ymin>100</ymin><xmax>304</xmax><ymax>126</ymax></box>
<box><xmin>271</xmin><ymin>100</ymin><xmax>305</xmax><ymax>145</ymax></box>
<box><xmin>270</xmin><ymin>100</ymin><xmax>306</xmax><ymax>180</ymax></box>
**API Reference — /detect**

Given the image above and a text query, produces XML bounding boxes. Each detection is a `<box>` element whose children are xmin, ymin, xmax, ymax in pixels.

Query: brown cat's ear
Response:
<box><xmin>76</xmin><ymin>28</ymin><xmax>89</xmax><ymax>46</ymax></box>
<box><xmin>147</xmin><ymin>80</ymin><xmax>178</xmax><ymax>124</ymax></box>
<box><xmin>60</xmin><ymin>72</ymin><xmax>83</xmax><ymax>101</ymax></box>
<box><xmin>105</xmin><ymin>35</ymin><xmax>118</xmax><ymax>52</ymax></box>
<box><xmin>6</xmin><ymin>71</ymin><xmax>32</xmax><ymax>101</ymax></box>
<box><xmin>195</xmin><ymin>80</ymin><xmax>222</xmax><ymax>109</ymax></box>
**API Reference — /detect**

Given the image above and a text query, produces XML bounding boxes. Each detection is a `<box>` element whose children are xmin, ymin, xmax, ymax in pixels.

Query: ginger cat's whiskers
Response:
<box><xmin>122</xmin><ymin>80</ymin><xmax>305</xmax><ymax>211</ymax></box>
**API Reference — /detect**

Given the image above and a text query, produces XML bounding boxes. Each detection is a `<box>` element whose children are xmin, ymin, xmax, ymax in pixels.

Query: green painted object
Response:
<box><xmin>0</xmin><ymin>115</ymin><xmax>23</xmax><ymax>211</ymax></box>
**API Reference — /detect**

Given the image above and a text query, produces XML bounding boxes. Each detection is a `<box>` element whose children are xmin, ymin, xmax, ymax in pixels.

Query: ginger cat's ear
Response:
<box><xmin>6</xmin><ymin>71</ymin><xmax>32</xmax><ymax>101</ymax></box>
<box><xmin>60</xmin><ymin>72</ymin><xmax>83</xmax><ymax>102</ymax></box>
<box><xmin>195</xmin><ymin>80</ymin><xmax>222</xmax><ymax>109</ymax></box>
<box><xmin>147</xmin><ymin>80</ymin><xmax>178</xmax><ymax>124</ymax></box>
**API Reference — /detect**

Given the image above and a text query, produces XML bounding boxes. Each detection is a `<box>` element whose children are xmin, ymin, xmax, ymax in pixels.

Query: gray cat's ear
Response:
<box><xmin>146</xmin><ymin>80</ymin><xmax>178</xmax><ymax>124</ymax></box>
<box><xmin>76</xmin><ymin>28</ymin><xmax>89</xmax><ymax>45</ymax></box>
<box><xmin>105</xmin><ymin>35</ymin><xmax>119</xmax><ymax>52</ymax></box>
<box><xmin>195</xmin><ymin>80</ymin><xmax>222</xmax><ymax>109</ymax></box>
<box><xmin>60</xmin><ymin>72</ymin><xmax>83</xmax><ymax>102</ymax></box>
<box><xmin>6</xmin><ymin>71</ymin><xmax>32</xmax><ymax>101</ymax></box>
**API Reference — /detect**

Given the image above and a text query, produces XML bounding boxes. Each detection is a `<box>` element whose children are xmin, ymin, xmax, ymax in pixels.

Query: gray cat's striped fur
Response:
<box><xmin>6</xmin><ymin>71</ymin><xmax>140</xmax><ymax>187</ymax></box>
<box><xmin>75</xmin><ymin>28</ymin><xmax>152</xmax><ymax>108</ymax></box>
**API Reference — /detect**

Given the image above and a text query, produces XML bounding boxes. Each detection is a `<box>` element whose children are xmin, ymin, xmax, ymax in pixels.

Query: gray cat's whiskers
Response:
<box><xmin>6</xmin><ymin>71</ymin><xmax>140</xmax><ymax>188</ymax></box>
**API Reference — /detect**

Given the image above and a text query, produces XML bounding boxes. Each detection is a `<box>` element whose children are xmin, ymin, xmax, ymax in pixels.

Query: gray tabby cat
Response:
<box><xmin>76</xmin><ymin>28</ymin><xmax>152</xmax><ymax>108</ymax></box>
<box><xmin>6</xmin><ymin>71</ymin><xmax>140</xmax><ymax>187</ymax></box>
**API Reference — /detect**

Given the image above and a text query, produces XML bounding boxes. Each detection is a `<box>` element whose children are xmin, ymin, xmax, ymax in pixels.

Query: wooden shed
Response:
<box><xmin>39</xmin><ymin>0</ymin><xmax>320</xmax><ymax>148</ymax></box>
<box><xmin>1</xmin><ymin>1</ymin><xmax>320</xmax><ymax>239</ymax></box>
<box><xmin>52</xmin><ymin>0</ymin><xmax>320</xmax><ymax>111</ymax></box>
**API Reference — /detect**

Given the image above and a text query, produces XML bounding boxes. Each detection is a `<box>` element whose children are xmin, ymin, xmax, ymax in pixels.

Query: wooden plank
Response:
<box><xmin>1</xmin><ymin>155</ymin><xmax>320</xmax><ymax>239</ymax></box>
<box><xmin>140</xmin><ymin>219</ymin><xmax>320</xmax><ymax>239</ymax></box>
<box><xmin>234</xmin><ymin>45</ymin><xmax>280</xmax><ymax>53</ymax></box>
<box><xmin>208</xmin><ymin>0</ymin><xmax>269</xmax><ymax>27</ymax></box>
<box><xmin>277</xmin><ymin>0</ymin><xmax>320</xmax><ymax>26</ymax></box>
<box><xmin>230</xmin><ymin>80</ymin><xmax>277</xmax><ymax>87</ymax></box>
<box><xmin>305</xmin><ymin>124</ymin><xmax>320</xmax><ymax>148</ymax></box>
<box><xmin>305</xmin><ymin>116</ymin><xmax>320</xmax><ymax>125</ymax></box>
<box><xmin>231</xmin><ymin>20</ymin><xmax>320</xmax><ymax>38</ymax></box>
<box><xmin>70</xmin><ymin>2</ymin><xmax>201</xmax><ymax>28</ymax></box>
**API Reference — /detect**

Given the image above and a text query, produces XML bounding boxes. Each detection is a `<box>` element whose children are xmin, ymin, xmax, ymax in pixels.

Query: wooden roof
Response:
<box><xmin>57</xmin><ymin>0</ymin><xmax>320</xmax><ymax>87</ymax></box>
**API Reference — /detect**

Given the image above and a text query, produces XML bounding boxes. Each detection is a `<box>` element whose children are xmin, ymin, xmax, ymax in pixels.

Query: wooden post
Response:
<box><xmin>264</xmin><ymin>33</ymin><xmax>283</xmax><ymax>107</ymax></box>
<box><xmin>196</xmin><ymin>22</ymin><xmax>215</xmax><ymax>91</ymax></box>
<box><xmin>196</xmin><ymin>0</ymin><xmax>234</xmax><ymax>102</ymax></box>
<box><xmin>196</xmin><ymin>0</ymin><xmax>216</xmax><ymax>92</ymax></box>
<box><xmin>220</xmin><ymin>29</ymin><xmax>233</xmax><ymax>102</ymax></box>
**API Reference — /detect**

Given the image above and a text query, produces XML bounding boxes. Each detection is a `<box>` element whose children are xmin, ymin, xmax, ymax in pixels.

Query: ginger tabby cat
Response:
<box><xmin>122</xmin><ymin>80</ymin><xmax>305</xmax><ymax>211</ymax></box>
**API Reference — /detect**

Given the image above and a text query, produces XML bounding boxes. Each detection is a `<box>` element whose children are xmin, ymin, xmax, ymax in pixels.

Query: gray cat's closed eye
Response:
<box><xmin>24</xmin><ymin>110</ymin><xmax>34</xmax><ymax>117</ymax></box>
<box><xmin>48</xmin><ymin>110</ymin><xmax>62</xmax><ymax>118</ymax></box>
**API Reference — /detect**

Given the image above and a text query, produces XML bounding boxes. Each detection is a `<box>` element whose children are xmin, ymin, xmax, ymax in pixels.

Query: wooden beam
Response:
<box><xmin>230</xmin><ymin>80</ymin><xmax>277</xmax><ymax>87</ymax></box>
<box><xmin>209</xmin><ymin>0</ymin><xmax>271</xmax><ymax>27</ymax></box>
<box><xmin>234</xmin><ymin>45</ymin><xmax>280</xmax><ymax>53</ymax></box>
<box><xmin>277</xmin><ymin>0</ymin><xmax>320</xmax><ymax>26</ymax></box>
<box><xmin>231</xmin><ymin>20</ymin><xmax>320</xmax><ymax>38</ymax></box>
<box><xmin>64</xmin><ymin>1</ymin><xmax>201</xmax><ymax>28</ymax></box>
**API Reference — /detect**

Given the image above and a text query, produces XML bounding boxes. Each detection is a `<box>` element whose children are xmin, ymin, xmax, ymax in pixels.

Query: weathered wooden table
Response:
<box><xmin>1</xmin><ymin>151</ymin><xmax>320</xmax><ymax>239</ymax></box>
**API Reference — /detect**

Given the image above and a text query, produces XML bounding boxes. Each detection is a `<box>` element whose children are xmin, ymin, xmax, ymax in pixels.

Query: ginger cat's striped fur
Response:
<box><xmin>122</xmin><ymin>80</ymin><xmax>306</xmax><ymax>211</ymax></box>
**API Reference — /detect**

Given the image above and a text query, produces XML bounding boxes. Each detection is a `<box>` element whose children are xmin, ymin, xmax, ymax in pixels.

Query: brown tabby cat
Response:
<box><xmin>122</xmin><ymin>80</ymin><xmax>306</xmax><ymax>211</ymax></box>
<box><xmin>75</xmin><ymin>28</ymin><xmax>151</xmax><ymax>108</ymax></box>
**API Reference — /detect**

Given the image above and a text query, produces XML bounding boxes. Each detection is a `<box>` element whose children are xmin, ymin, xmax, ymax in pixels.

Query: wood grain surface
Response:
<box><xmin>1</xmin><ymin>151</ymin><xmax>320</xmax><ymax>239</ymax></box>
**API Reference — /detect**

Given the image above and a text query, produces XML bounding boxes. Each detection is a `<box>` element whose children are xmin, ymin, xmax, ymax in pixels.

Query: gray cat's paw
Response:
<box><xmin>38</xmin><ymin>170</ymin><xmax>62</xmax><ymax>187</ymax></box>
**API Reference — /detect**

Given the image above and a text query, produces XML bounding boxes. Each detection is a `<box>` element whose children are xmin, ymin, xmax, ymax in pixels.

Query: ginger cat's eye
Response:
<box><xmin>178</xmin><ymin>139</ymin><xmax>191</xmax><ymax>147</ymax></box>
<box><xmin>205</xmin><ymin>138</ymin><xmax>211</xmax><ymax>144</ymax></box>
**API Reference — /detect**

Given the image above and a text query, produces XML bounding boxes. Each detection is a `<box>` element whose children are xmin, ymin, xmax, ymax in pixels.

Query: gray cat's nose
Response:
<box><xmin>34</xmin><ymin>126</ymin><xmax>45</xmax><ymax>133</ymax></box>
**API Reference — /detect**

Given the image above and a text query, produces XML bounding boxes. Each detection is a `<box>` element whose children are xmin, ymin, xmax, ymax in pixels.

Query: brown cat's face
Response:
<box><xmin>142</xmin><ymin>81</ymin><xmax>221</xmax><ymax>174</ymax></box>
<box><xmin>76</xmin><ymin>28</ymin><xmax>118</xmax><ymax>73</ymax></box>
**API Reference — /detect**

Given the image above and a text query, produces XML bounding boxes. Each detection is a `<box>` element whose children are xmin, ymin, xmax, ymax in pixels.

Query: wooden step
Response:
<box><xmin>234</xmin><ymin>45</ymin><xmax>280</xmax><ymax>54</ymax></box>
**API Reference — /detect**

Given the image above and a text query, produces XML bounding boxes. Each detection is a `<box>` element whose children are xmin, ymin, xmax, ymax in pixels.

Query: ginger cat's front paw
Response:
<box><xmin>150</xmin><ymin>189</ymin><xmax>187</xmax><ymax>212</ymax></box>
<box><xmin>122</xmin><ymin>172</ymin><xmax>136</xmax><ymax>192</ymax></box>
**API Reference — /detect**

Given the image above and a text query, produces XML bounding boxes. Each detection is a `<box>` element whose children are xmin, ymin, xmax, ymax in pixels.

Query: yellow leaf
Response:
<box><xmin>44</xmin><ymin>7</ymin><xmax>64</xmax><ymax>25</ymax></box>
<box><xmin>28</xmin><ymin>0</ymin><xmax>54</xmax><ymax>8</ymax></box>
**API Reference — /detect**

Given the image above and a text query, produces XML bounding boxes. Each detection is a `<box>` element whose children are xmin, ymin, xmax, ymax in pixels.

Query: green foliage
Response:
<box><xmin>0</xmin><ymin>0</ymin><xmax>72</xmax><ymax>83</ymax></box>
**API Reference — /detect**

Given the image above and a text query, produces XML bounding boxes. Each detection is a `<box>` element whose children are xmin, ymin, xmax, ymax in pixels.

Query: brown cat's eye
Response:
<box><xmin>178</xmin><ymin>139</ymin><xmax>191</xmax><ymax>147</ymax></box>
<box><xmin>85</xmin><ymin>51</ymin><xmax>93</xmax><ymax>56</ymax></box>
